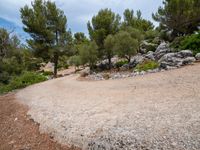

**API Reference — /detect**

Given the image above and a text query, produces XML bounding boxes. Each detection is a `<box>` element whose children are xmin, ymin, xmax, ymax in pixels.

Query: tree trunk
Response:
<box><xmin>54</xmin><ymin>31</ymin><xmax>59</xmax><ymax>78</ymax></box>
<box><xmin>53</xmin><ymin>53</ymin><xmax>58</xmax><ymax>78</ymax></box>
<box><xmin>108</xmin><ymin>55</ymin><xmax>112</xmax><ymax>70</ymax></box>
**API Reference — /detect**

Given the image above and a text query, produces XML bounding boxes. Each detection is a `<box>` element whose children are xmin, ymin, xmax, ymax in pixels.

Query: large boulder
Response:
<box><xmin>177</xmin><ymin>50</ymin><xmax>193</xmax><ymax>58</ymax></box>
<box><xmin>129</xmin><ymin>54</ymin><xmax>146</xmax><ymax>68</ymax></box>
<box><xmin>159</xmin><ymin>50</ymin><xmax>196</xmax><ymax>69</ymax></box>
<box><xmin>154</xmin><ymin>42</ymin><xmax>172</xmax><ymax>60</ymax></box>
<box><xmin>195</xmin><ymin>53</ymin><xmax>200</xmax><ymax>61</ymax></box>
<box><xmin>144</xmin><ymin>51</ymin><xmax>155</xmax><ymax>60</ymax></box>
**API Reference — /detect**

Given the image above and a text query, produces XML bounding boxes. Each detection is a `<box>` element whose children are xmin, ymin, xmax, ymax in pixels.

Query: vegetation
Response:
<box><xmin>87</xmin><ymin>8</ymin><xmax>121</xmax><ymax>63</ymax></box>
<box><xmin>0</xmin><ymin>72</ymin><xmax>47</xmax><ymax>94</ymax></box>
<box><xmin>114</xmin><ymin>31</ymin><xmax>138</xmax><ymax>62</ymax></box>
<box><xmin>153</xmin><ymin>0</ymin><xmax>200</xmax><ymax>38</ymax></box>
<box><xmin>20</xmin><ymin>0</ymin><xmax>71</xmax><ymax>77</ymax></box>
<box><xmin>180</xmin><ymin>32</ymin><xmax>200</xmax><ymax>55</ymax></box>
<box><xmin>115</xmin><ymin>60</ymin><xmax>129</xmax><ymax>69</ymax></box>
<box><xmin>1</xmin><ymin>0</ymin><xmax>199</xmax><ymax>94</ymax></box>
<box><xmin>135</xmin><ymin>60</ymin><xmax>159</xmax><ymax>72</ymax></box>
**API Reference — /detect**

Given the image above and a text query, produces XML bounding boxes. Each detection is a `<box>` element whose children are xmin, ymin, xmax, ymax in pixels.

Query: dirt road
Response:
<box><xmin>0</xmin><ymin>93</ymin><xmax>79</xmax><ymax>150</ymax></box>
<box><xmin>16</xmin><ymin>64</ymin><xmax>200</xmax><ymax>149</ymax></box>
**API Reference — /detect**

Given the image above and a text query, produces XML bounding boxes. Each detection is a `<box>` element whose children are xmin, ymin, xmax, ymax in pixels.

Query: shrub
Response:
<box><xmin>69</xmin><ymin>55</ymin><xmax>82</xmax><ymax>67</ymax></box>
<box><xmin>115</xmin><ymin>60</ymin><xmax>129</xmax><ymax>68</ymax></box>
<box><xmin>0</xmin><ymin>72</ymin><xmax>47</xmax><ymax>94</ymax></box>
<box><xmin>180</xmin><ymin>32</ymin><xmax>200</xmax><ymax>55</ymax></box>
<box><xmin>0</xmin><ymin>72</ymin><xmax>10</xmax><ymax>84</ymax></box>
<box><xmin>42</xmin><ymin>71</ymin><xmax>54</xmax><ymax>76</ymax></box>
<box><xmin>102</xmin><ymin>73</ymin><xmax>110</xmax><ymax>80</ymax></box>
<box><xmin>58</xmin><ymin>56</ymin><xmax>69</xmax><ymax>69</ymax></box>
<box><xmin>135</xmin><ymin>60</ymin><xmax>159</xmax><ymax>72</ymax></box>
<box><xmin>170</xmin><ymin>36</ymin><xmax>185</xmax><ymax>50</ymax></box>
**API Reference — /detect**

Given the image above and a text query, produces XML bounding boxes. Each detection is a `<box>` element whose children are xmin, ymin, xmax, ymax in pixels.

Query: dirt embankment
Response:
<box><xmin>0</xmin><ymin>93</ymin><xmax>80</xmax><ymax>150</ymax></box>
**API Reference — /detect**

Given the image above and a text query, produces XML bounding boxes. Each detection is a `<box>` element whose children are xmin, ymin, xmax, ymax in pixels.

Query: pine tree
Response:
<box><xmin>153</xmin><ymin>0</ymin><xmax>200</xmax><ymax>38</ymax></box>
<box><xmin>20</xmin><ymin>0</ymin><xmax>70</xmax><ymax>77</ymax></box>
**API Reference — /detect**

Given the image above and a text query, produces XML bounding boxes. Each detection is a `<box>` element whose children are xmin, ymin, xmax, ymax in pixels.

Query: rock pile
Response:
<box><xmin>83</xmin><ymin>42</ymin><xmax>198</xmax><ymax>81</ymax></box>
<box><xmin>159</xmin><ymin>50</ymin><xmax>196</xmax><ymax>69</ymax></box>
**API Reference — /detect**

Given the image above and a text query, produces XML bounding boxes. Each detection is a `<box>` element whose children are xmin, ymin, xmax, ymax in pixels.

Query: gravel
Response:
<box><xmin>17</xmin><ymin>63</ymin><xmax>200</xmax><ymax>150</ymax></box>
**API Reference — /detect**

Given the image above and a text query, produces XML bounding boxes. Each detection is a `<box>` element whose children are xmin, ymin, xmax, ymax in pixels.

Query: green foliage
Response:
<box><xmin>153</xmin><ymin>0</ymin><xmax>200</xmax><ymax>37</ymax></box>
<box><xmin>135</xmin><ymin>60</ymin><xmax>159</xmax><ymax>72</ymax></box>
<box><xmin>0</xmin><ymin>72</ymin><xmax>10</xmax><ymax>84</ymax></box>
<box><xmin>170</xmin><ymin>36</ymin><xmax>186</xmax><ymax>50</ymax></box>
<box><xmin>42</xmin><ymin>71</ymin><xmax>54</xmax><ymax>76</ymax></box>
<box><xmin>180</xmin><ymin>32</ymin><xmax>200</xmax><ymax>55</ymax></box>
<box><xmin>115</xmin><ymin>60</ymin><xmax>129</xmax><ymax>68</ymax></box>
<box><xmin>58</xmin><ymin>55</ymin><xmax>69</xmax><ymax>69</ymax></box>
<box><xmin>87</xmin><ymin>8</ymin><xmax>120</xmax><ymax>57</ymax></box>
<box><xmin>20</xmin><ymin>0</ymin><xmax>71</xmax><ymax>76</ymax></box>
<box><xmin>78</xmin><ymin>41</ymin><xmax>98</xmax><ymax>69</ymax></box>
<box><xmin>69</xmin><ymin>55</ymin><xmax>82</xmax><ymax>68</ymax></box>
<box><xmin>145</xmin><ymin>30</ymin><xmax>159</xmax><ymax>41</ymax></box>
<box><xmin>114</xmin><ymin>31</ymin><xmax>138</xmax><ymax>62</ymax></box>
<box><xmin>104</xmin><ymin>34</ymin><xmax>115</xmax><ymax>67</ymax></box>
<box><xmin>122</xmin><ymin>9</ymin><xmax>154</xmax><ymax>32</ymax></box>
<box><xmin>0</xmin><ymin>72</ymin><xmax>47</xmax><ymax>94</ymax></box>
<box><xmin>141</xmin><ymin>41</ymin><xmax>158</xmax><ymax>52</ymax></box>
<box><xmin>74</xmin><ymin>32</ymin><xmax>88</xmax><ymax>45</ymax></box>
<box><xmin>122</xmin><ymin>27</ymin><xmax>144</xmax><ymax>42</ymax></box>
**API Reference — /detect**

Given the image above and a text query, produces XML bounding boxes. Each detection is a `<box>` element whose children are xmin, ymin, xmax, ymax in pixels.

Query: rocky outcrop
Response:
<box><xmin>154</xmin><ymin>42</ymin><xmax>172</xmax><ymax>60</ymax></box>
<box><xmin>144</xmin><ymin>51</ymin><xmax>155</xmax><ymax>60</ymax></box>
<box><xmin>129</xmin><ymin>54</ymin><xmax>146</xmax><ymax>68</ymax></box>
<box><xmin>159</xmin><ymin>50</ymin><xmax>196</xmax><ymax>69</ymax></box>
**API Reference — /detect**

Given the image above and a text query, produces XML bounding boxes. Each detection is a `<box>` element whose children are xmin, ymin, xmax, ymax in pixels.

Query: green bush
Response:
<box><xmin>180</xmin><ymin>32</ymin><xmax>200</xmax><ymax>55</ymax></box>
<box><xmin>58</xmin><ymin>56</ymin><xmax>69</xmax><ymax>69</ymax></box>
<box><xmin>0</xmin><ymin>72</ymin><xmax>10</xmax><ymax>84</ymax></box>
<box><xmin>135</xmin><ymin>60</ymin><xmax>159</xmax><ymax>72</ymax></box>
<box><xmin>42</xmin><ymin>71</ymin><xmax>54</xmax><ymax>76</ymax></box>
<box><xmin>115</xmin><ymin>60</ymin><xmax>129</xmax><ymax>68</ymax></box>
<box><xmin>0</xmin><ymin>72</ymin><xmax>47</xmax><ymax>94</ymax></box>
<box><xmin>170</xmin><ymin>36</ymin><xmax>185</xmax><ymax>50</ymax></box>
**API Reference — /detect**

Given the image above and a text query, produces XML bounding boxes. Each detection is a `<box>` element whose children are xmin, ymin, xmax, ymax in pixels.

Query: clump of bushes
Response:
<box><xmin>115</xmin><ymin>60</ymin><xmax>129</xmax><ymax>68</ymax></box>
<box><xmin>180</xmin><ymin>32</ymin><xmax>200</xmax><ymax>55</ymax></box>
<box><xmin>135</xmin><ymin>60</ymin><xmax>159</xmax><ymax>72</ymax></box>
<box><xmin>0</xmin><ymin>72</ymin><xmax>47</xmax><ymax>94</ymax></box>
<box><xmin>170</xmin><ymin>31</ymin><xmax>200</xmax><ymax>54</ymax></box>
<box><xmin>42</xmin><ymin>71</ymin><xmax>54</xmax><ymax>76</ymax></box>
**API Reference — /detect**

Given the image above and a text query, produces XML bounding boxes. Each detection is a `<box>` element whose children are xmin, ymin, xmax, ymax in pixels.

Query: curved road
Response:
<box><xmin>17</xmin><ymin>64</ymin><xmax>200</xmax><ymax>150</ymax></box>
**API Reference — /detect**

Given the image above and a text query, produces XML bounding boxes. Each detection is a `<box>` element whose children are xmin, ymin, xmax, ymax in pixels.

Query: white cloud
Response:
<box><xmin>0</xmin><ymin>0</ymin><xmax>163</xmax><ymax>34</ymax></box>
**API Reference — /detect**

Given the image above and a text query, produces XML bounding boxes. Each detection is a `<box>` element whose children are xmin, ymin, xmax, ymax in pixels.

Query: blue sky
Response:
<box><xmin>0</xmin><ymin>0</ymin><xmax>163</xmax><ymax>42</ymax></box>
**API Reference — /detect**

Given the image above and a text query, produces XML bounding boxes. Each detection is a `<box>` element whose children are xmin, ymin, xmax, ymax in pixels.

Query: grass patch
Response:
<box><xmin>115</xmin><ymin>60</ymin><xmax>129</xmax><ymax>68</ymax></box>
<box><xmin>135</xmin><ymin>60</ymin><xmax>159</xmax><ymax>72</ymax></box>
<box><xmin>0</xmin><ymin>72</ymin><xmax>47</xmax><ymax>94</ymax></box>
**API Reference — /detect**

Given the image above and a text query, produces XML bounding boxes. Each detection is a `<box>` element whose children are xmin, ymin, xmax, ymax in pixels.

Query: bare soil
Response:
<box><xmin>0</xmin><ymin>93</ymin><xmax>79</xmax><ymax>150</ymax></box>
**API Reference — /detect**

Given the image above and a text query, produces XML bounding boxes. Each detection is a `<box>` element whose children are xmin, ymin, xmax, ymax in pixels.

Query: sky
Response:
<box><xmin>0</xmin><ymin>0</ymin><xmax>163</xmax><ymax>41</ymax></box>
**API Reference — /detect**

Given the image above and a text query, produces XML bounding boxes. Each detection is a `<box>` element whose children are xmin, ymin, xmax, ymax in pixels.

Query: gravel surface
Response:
<box><xmin>17</xmin><ymin>63</ymin><xmax>200</xmax><ymax>150</ymax></box>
